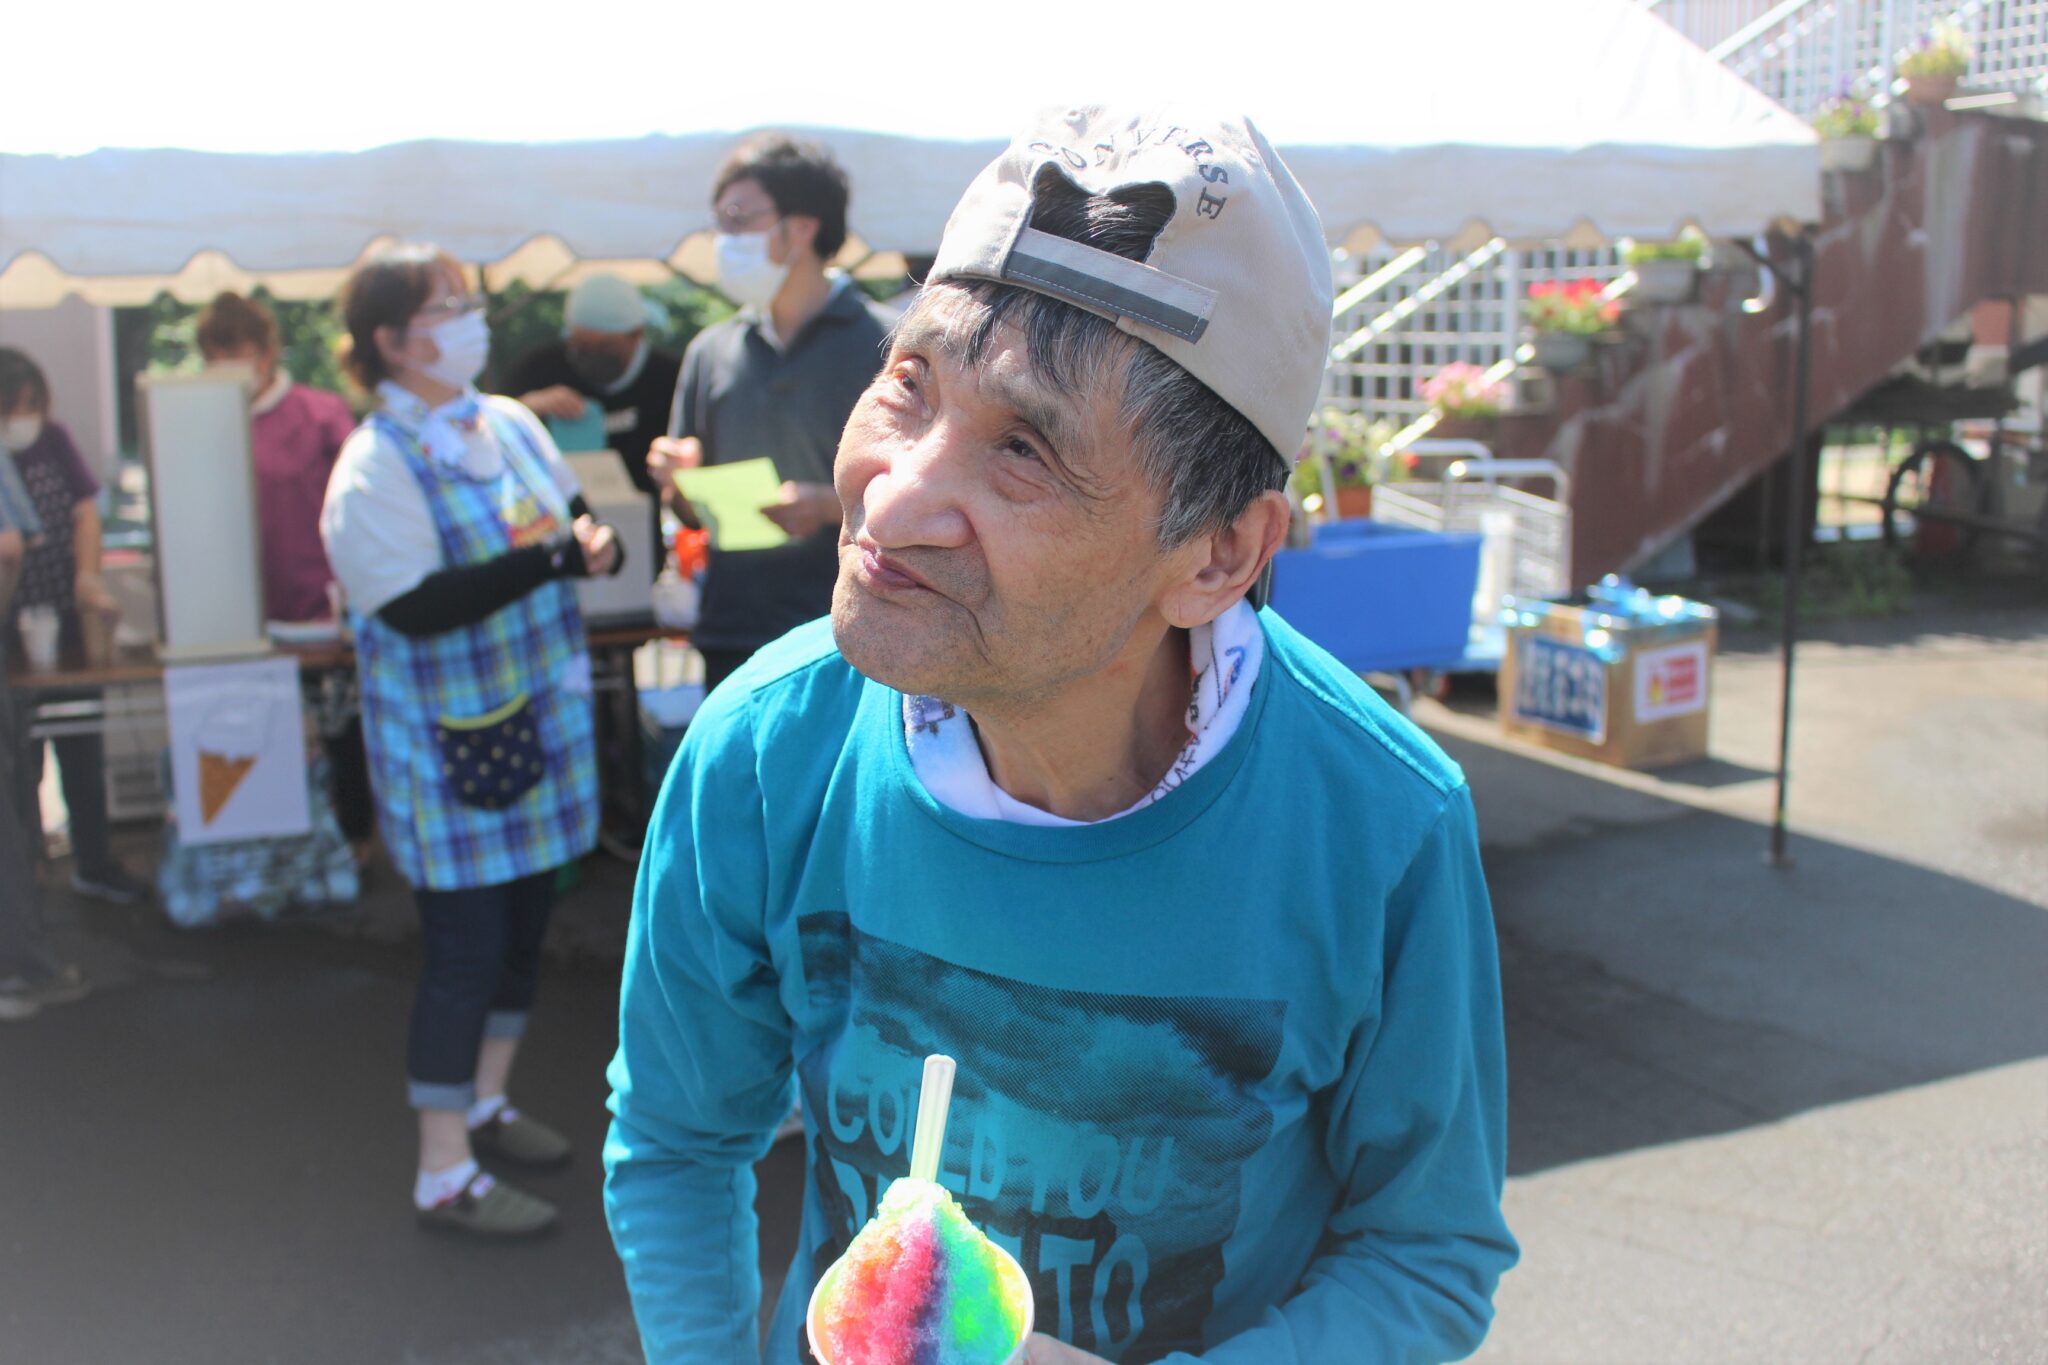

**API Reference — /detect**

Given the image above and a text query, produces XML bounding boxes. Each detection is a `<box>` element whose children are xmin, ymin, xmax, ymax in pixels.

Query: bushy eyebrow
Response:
<box><xmin>887</xmin><ymin>313</ymin><xmax>1093</xmax><ymax>488</ymax></box>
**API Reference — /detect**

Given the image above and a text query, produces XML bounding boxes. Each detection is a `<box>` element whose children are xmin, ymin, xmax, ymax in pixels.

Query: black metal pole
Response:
<box><xmin>1770</xmin><ymin>231</ymin><xmax>1816</xmax><ymax>868</ymax></box>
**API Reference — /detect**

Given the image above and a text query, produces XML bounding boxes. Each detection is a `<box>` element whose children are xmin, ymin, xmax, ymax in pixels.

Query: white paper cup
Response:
<box><xmin>807</xmin><ymin>1239</ymin><xmax>1033</xmax><ymax>1365</ymax></box>
<box><xmin>18</xmin><ymin>605</ymin><xmax>60</xmax><ymax>671</ymax></box>
<box><xmin>651</xmin><ymin>574</ymin><xmax>700</xmax><ymax>631</ymax></box>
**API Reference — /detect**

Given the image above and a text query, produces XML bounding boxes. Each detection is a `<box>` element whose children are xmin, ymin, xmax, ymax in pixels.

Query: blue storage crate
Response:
<box><xmin>1268</xmin><ymin>520</ymin><xmax>1484</xmax><ymax>673</ymax></box>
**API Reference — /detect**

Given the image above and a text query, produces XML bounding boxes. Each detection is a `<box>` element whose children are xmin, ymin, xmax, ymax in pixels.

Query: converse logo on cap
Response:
<box><xmin>1025</xmin><ymin>125</ymin><xmax>1236</xmax><ymax>217</ymax></box>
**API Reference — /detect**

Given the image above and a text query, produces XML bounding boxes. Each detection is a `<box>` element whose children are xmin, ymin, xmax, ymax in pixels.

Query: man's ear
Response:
<box><xmin>781</xmin><ymin>214</ymin><xmax>823</xmax><ymax>262</ymax></box>
<box><xmin>1159</xmin><ymin>489</ymin><xmax>1290</xmax><ymax>629</ymax></box>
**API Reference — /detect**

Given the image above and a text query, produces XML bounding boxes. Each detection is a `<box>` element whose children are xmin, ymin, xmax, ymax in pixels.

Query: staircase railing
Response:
<box><xmin>1331</xmin><ymin>240</ymin><xmax>1507</xmax><ymax>363</ymax></box>
<box><xmin>1648</xmin><ymin>0</ymin><xmax>2048</xmax><ymax>115</ymax></box>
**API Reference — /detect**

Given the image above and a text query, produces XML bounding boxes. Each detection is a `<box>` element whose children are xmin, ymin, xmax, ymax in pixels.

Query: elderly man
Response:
<box><xmin>607</xmin><ymin>108</ymin><xmax>1517</xmax><ymax>1365</ymax></box>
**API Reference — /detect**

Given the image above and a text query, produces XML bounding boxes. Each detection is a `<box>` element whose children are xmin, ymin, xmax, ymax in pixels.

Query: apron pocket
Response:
<box><xmin>434</xmin><ymin>694</ymin><xmax>549</xmax><ymax>810</ymax></box>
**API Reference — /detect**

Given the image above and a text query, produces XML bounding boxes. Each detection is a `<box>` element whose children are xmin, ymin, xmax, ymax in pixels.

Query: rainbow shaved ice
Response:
<box><xmin>809</xmin><ymin>1176</ymin><xmax>1032</xmax><ymax>1365</ymax></box>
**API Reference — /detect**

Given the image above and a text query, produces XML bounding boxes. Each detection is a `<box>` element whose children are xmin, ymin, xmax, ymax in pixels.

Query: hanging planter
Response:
<box><xmin>1898</xmin><ymin>21</ymin><xmax>1969</xmax><ymax>109</ymax></box>
<box><xmin>1420</xmin><ymin>363</ymin><xmax>1507</xmax><ymax>448</ymax></box>
<box><xmin>1530</xmin><ymin>330</ymin><xmax>1594</xmax><ymax>371</ymax></box>
<box><xmin>1430</xmin><ymin>414</ymin><xmax>1502</xmax><ymax>444</ymax></box>
<box><xmin>1524</xmin><ymin>280</ymin><xmax>1619</xmax><ymax>373</ymax></box>
<box><xmin>1813</xmin><ymin>95</ymin><xmax>1882</xmax><ymax>172</ymax></box>
<box><xmin>1903</xmin><ymin>72</ymin><xmax>1959</xmax><ymax>107</ymax></box>
<box><xmin>1633</xmin><ymin>259</ymin><xmax>1700</xmax><ymax>304</ymax></box>
<box><xmin>1623</xmin><ymin>238</ymin><xmax>1707</xmax><ymax>305</ymax></box>
<box><xmin>1819</xmin><ymin>136</ymin><xmax>1879</xmax><ymax>173</ymax></box>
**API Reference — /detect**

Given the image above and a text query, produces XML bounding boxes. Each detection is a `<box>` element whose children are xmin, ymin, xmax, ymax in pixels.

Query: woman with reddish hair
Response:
<box><xmin>197</xmin><ymin>291</ymin><xmax>375</xmax><ymax>858</ymax></box>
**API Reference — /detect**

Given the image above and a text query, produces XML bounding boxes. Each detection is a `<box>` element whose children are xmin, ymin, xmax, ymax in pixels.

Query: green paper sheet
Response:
<box><xmin>672</xmin><ymin>458</ymin><xmax>790</xmax><ymax>551</ymax></box>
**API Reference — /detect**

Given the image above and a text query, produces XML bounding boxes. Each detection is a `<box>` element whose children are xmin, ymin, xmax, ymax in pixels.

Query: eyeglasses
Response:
<box><xmin>414</xmin><ymin>291</ymin><xmax>487</xmax><ymax>322</ymax></box>
<box><xmin>714</xmin><ymin>203</ymin><xmax>782</xmax><ymax>234</ymax></box>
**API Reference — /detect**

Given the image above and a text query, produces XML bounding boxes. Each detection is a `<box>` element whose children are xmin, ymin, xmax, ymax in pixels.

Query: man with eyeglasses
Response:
<box><xmin>647</xmin><ymin>133</ymin><xmax>894</xmax><ymax>696</ymax></box>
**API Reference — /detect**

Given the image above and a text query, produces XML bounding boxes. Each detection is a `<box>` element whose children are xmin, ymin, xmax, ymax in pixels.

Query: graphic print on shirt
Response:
<box><xmin>795</xmin><ymin>912</ymin><xmax>1286</xmax><ymax>1363</ymax></box>
<box><xmin>13</xmin><ymin>447</ymin><xmax>78</xmax><ymax>608</ymax></box>
<box><xmin>501</xmin><ymin>485</ymin><xmax>563</xmax><ymax>550</ymax></box>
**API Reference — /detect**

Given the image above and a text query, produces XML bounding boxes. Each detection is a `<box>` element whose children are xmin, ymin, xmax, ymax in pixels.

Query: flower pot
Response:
<box><xmin>1819</xmin><ymin>136</ymin><xmax>1879</xmax><ymax>173</ymax></box>
<box><xmin>1333</xmin><ymin>485</ymin><xmax>1375</xmax><ymax>519</ymax></box>
<box><xmin>1530</xmin><ymin>331</ymin><xmax>1593</xmax><ymax>371</ymax></box>
<box><xmin>1903</xmin><ymin>73</ymin><xmax>1958</xmax><ymax>108</ymax></box>
<box><xmin>1630</xmin><ymin>259</ymin><xmax>1700</xmax><ymax>305</ymax></box>
<box><xmin>1430</xmin><ymin>414</ymin><xmax>1501</xmax><ymax>446</ymax></box>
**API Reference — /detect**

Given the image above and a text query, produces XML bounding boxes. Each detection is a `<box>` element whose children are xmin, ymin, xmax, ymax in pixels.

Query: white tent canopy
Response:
<box><xmin>0</xmin><ymin>0</ymin><xmax>1819</xmax><ymax>307</ymax></box>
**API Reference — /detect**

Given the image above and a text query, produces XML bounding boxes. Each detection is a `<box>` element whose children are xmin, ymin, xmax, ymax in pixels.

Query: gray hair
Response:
<box><xmin>906</xmin><ymin>165</ymin><xmax>1287</xmax><ymax>548</ymax></box>
<box><xmin>901</xmin><ymin>280</ymin><xmax>1288</xmax><ymax>548</ymax></box>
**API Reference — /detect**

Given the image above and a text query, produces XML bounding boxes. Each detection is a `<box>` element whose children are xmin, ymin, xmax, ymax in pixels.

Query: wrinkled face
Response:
<box><xmin>831</xmin><ymin>288</ymin><xmax>1199</xmax><ymax>707</ymax></box>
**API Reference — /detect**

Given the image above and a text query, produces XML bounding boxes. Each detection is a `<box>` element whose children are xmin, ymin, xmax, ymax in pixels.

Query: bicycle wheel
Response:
<box><xmin>1883</xmin><ymin>440</ymin><xmax>1984</xmax><ymax>570</ymax></box>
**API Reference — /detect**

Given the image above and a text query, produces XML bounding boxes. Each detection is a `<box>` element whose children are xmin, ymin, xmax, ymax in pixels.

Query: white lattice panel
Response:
<box><xmin>1322</xmin><ymin>245</ymin><xmax>1622</xmax><ymax>427</ymax></box>
<box><xmin>1651</xmin><ymin>0</ymin><xmax>2048</xmax><ymax>114</ymax></box>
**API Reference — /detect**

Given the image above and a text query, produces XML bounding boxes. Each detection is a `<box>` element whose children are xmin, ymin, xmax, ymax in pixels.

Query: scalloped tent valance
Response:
<box><xmin>0</xmin><ymin>0</ymin><xmax>1818</xmax><ymax>308</ymax></box>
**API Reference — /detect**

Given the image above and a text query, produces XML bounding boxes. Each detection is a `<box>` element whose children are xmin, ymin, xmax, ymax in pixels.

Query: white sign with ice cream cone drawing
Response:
<box><xmin>165</xmin><ymin>657</ymin><xmax>310</xmax><ymax>845</ymax></box>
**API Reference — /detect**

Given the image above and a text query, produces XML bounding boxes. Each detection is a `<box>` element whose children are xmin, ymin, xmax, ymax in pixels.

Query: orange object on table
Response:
<box><xmin>672</xmin><ymin>526</ymin><xmax>710</xmax><ymax>578</ymax></box>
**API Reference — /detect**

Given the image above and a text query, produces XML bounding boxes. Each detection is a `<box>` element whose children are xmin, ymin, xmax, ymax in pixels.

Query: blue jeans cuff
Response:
<box><xmin>483</xmin><ymin>1009</ymin><xmax>529</xmax><ymax>1041</ymax></box>
<box><xmin>408</xmin><ymin>1079</ymin><xmax>476</xmax><ymax>1112</ymax></box>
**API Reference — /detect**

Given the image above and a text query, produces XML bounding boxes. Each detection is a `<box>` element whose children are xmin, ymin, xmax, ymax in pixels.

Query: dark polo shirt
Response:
<box><xmin>669</xmin><ymin>279</ymin><xmax>894</xmax><ymax>653</ymax></box>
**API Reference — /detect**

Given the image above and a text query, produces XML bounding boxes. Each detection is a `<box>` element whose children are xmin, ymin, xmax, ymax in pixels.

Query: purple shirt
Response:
<box><xmin>254</xmin><ymin>384</ymin><xmax>356</xmax><ymax>622</ymax></box>
<box><xmin>8</xmin><ymin>420</ymin><xmax>100</xmax><ymax>612</ymax></box>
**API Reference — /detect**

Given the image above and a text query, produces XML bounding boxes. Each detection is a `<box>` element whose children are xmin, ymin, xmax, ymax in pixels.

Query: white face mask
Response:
<box><xmin>418</xmin><ymin>310</ymin><xmax>491</xmax><ymax>390</ymax></box>
<box><xmin>715</xmin><ymin>230</ymin><xmax>791</xmax><ymax>312</ymax></box>
<box><xmin>1</xmin><ymin>415</ymin><xmax>43</xmax><ymax>452</ymax></box>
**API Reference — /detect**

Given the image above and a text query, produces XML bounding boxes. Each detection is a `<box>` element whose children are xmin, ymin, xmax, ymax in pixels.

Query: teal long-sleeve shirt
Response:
<box><xmin>605</xmin><ymin>612</ymin><xmax>1517</xmax><ymax>1364</ymax></box>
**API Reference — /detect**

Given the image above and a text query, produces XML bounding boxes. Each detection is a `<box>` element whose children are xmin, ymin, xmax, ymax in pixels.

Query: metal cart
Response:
<box><xmin>1369</xmin><ymin>449</ymin><xmax>1574</xmax><ymax>680</ymax></box>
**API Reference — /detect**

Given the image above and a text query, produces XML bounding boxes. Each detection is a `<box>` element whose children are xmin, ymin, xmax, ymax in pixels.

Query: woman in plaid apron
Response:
<box><xmin>322</xmin><ymin>246</ymin><xmax>621</xmax><ymax>1238</ymax></box>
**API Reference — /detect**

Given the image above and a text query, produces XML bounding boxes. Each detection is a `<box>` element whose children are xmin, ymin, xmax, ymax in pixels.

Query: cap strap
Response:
<box><xmin>1001</xmin><ymin>228</ymin><xmax>1216</xmax><ymax>343</ymax></box>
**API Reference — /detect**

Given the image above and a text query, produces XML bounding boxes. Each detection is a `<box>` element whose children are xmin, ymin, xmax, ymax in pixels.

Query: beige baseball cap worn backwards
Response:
<box><xmin>929</xmin><ymin>107</ymin><xmax>1335</xmax><ymax>463</ymax></box>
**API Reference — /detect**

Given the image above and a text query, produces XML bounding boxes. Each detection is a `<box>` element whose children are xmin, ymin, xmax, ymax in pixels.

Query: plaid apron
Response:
<box><xmin>352</xmin><ymin>406</ymin><xmax>598</xmax><ymax>890</ymax></box>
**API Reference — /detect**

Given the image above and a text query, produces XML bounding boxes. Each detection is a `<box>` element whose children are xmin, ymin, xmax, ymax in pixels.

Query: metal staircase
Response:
<box><xmin>1309</xmin><ymin>0</ymin><xmax>2048</xmax><ymax>583</ymax></box>
<box><xmin>1646</xmin><ymin>0</ymin><xmax>2047</xmax><ymax>117</ymax></box>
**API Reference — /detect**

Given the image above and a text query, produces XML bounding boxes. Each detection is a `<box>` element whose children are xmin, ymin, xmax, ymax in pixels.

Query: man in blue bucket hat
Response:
<box><xmin>607</xmin><ymin>106</ymin><xmax>1517</xmax><ymax>1365</ymax></box>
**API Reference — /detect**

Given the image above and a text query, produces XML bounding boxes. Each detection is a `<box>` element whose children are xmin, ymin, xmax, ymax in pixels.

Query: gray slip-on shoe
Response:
<box><xmin>469</xmin><ymin>1108</ymin><xmax>572</xmax><ymax>1170</ymax></box>
<box><xmin>415</xmin><ymin>1172</ymin><xmax>557</xmax><ymax>1238</ymax></box>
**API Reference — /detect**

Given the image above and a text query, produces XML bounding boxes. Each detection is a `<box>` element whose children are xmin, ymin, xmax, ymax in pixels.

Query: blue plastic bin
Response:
<box><xmin>1267</xmin><ymin>520</ymin><xmax>1484</xmax><ymax>673</ymax></box>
